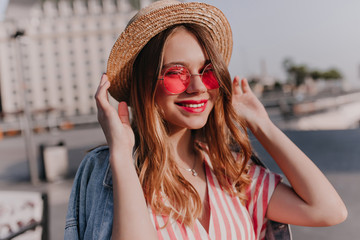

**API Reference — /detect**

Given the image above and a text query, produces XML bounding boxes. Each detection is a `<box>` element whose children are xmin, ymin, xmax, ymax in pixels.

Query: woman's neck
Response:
<box><xmin>168</xmin><ymin>128</ymin><xmax>196</xmax><ymax>168</ymax></box>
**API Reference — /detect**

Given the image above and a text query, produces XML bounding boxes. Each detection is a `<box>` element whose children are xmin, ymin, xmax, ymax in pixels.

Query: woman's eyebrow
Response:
<box><xmin>162</xmin><ymin>61</ymin><xmax>187</xmax><ymax>69</ymax></box>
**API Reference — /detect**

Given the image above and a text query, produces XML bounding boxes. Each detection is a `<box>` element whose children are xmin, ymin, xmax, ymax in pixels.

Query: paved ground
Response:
<box><xmin>0</xmin><ymin>126</ymin><xmax>359</xmax><ymax>239</ymax></box>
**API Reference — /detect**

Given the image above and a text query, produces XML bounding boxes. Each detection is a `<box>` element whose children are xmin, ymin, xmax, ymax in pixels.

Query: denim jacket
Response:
<box><xmin>65</xmin><ymin>146</ymin><xmax>114</xmax><ymax>240</ymax></box>
<box><xmin>64</xmin><ymin>146</ymin><xmax>291</xmax><ymax>240</ymax></box>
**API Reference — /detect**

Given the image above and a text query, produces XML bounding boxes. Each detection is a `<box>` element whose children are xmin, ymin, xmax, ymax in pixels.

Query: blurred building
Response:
<box><xmin>0</xmin><ymin>0</ymin><xmax>154</xmax><ymax>131</ymax></box>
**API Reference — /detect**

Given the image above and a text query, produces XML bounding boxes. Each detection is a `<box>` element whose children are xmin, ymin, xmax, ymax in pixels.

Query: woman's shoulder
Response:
<box><xmin>74</xmin><ymin>145</ymin><xmax>111</xmax><ymax>183</ymax></box>
<box><xmin>85</xmin><ymin>145</ymin><xmax>110</xmax><ymax>159</ymax></box>
<box><xmin>82</xmin><ymin>145</ymin><xmax>110</xmax><ymax>167</ymax></box>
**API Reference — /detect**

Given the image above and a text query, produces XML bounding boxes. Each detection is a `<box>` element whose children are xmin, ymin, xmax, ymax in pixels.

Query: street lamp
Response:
<box><xmin>11</xmin><ymin>29</ymin><xmax>39</xmax><ymax>185</ymax></box>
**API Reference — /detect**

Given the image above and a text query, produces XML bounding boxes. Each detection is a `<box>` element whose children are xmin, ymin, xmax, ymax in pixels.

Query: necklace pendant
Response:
<box><xmin>191</xmin><ymin>169</ymin><xmax>198</xmax><ymax>177</ymax></box>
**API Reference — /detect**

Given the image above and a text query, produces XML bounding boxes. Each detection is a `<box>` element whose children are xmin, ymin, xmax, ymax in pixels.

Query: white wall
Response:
<box><xmin>0</xmin><ymin>0</ymin><xmax>152</xmax><ymax>128</ymax></box>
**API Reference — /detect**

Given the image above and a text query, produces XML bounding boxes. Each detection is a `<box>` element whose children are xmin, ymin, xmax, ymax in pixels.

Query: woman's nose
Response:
<box><xmin>185</xmin><ymin>74</ymin><xmax>207</xmax><ymax>94</ymax></box>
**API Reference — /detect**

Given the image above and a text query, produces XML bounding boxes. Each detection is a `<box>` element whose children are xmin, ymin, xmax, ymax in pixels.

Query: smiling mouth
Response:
<box><xmin>176</xmin><ymin>102</ymin><xmax>205</xmax><ymax>108</ymax></box>
<box><xmin>175</xmin><ymin>100</ymin><xmax>208</xmax><ymax>113</ymax></box>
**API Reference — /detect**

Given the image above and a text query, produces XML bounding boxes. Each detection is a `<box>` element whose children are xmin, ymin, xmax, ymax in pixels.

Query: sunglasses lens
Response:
<box><xmin>163</xmin><ymin>66</ymin><xmax>190</xmax><ymax>94</ymax></box>
<box><xmin>162</xmin><ymin>64</ymin><xmax>219</xmax><ymax>94</ymax></box>
<box><xmin>202</xmin><ymin>65</ymin><xmax>219</xmax><ymax>89</ymax></box>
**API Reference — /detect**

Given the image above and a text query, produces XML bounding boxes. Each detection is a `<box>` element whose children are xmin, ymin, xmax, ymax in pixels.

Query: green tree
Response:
<box><xmin>310</xmin><ymin>70</ymin><xmax>322</xmax><ymax>80</ymax></box>
<box><xmin>288</xmin><ymin>65</ymin><xmax>308</xmax><ymax>86</ymax></box>
<box><xmin>321</xmin><ymin>68</ymin><xmax>343</xmax><ymax>80</ymax></box>
<box><xmin>283</xmin><ymin>58</ymin><xmax>309</xmax><ymax>86</ymax></box>
<box><xmin>282</xmin><ymin>58</ymin><xmax>343</xmax><ymax>85</ymax></box>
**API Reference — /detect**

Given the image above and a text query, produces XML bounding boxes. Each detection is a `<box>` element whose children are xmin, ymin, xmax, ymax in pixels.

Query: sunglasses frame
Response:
<box><xmin>158</xmin><ymin>63</ymin><xmax>219</xmax><ymax>94</ymax></box>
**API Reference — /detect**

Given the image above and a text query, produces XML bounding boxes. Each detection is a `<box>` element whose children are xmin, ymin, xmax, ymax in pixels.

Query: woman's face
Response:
<box><xmin>155</xmin><ymin>27</ymin><xmax>219</xmax><ymax>133</ymax></box>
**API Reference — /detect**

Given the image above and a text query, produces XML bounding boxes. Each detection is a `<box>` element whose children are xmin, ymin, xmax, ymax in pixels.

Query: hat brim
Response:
<box><xmin>107</xmin><ymin>1</ymin><xmax>232</xmax><ymax>103</ymax></box>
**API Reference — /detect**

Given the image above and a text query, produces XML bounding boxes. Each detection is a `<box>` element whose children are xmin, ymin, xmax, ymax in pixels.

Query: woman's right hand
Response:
<box><xmin>95</xmin><ymin>74</ymin><xmax>135</xmax><ymax>158</ymax></box>
<box><xmin>96</xmin><ymin>75</ymin><xmax>158</xmax><ymax>239</ymax></box>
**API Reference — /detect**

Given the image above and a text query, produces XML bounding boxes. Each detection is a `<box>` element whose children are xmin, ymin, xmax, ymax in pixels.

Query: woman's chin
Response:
<box><xmin>186</xmin><ymin>120</ymin><xmax>208</xmax><ymax>130</ymax></box>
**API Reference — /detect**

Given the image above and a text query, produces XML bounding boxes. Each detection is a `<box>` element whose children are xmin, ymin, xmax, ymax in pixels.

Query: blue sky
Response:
<box><xmin>192</xmin><ymin>0</ymin><xmax>360</xmax><ymax>87</ymax></box>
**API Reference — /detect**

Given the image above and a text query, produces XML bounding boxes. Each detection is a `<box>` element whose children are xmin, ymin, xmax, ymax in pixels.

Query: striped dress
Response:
<box><xmin>149</xmin><ymin>152</ymin><xmax>281</xmax><ymax>240</ymax></box>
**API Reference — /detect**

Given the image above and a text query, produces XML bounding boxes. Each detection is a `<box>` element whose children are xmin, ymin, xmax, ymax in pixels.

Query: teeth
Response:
<box><xmin>181</xmin><ymin>103</ymin><xmax>205</xmax><ymax>108</ymax></box>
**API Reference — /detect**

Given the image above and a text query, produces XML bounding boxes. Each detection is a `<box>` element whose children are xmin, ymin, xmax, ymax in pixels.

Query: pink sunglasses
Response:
<box><xmin>158</xmin><ymin>63</ymin><xmax>219</xmax><ymax>94</ymax></box>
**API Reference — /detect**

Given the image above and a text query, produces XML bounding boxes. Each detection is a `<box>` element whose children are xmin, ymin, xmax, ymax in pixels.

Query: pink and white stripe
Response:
<box><xmin>149</xmin><ymin>152</ymin><xmax>281</xmax><ymax>239</ymax></box>
<box><xmin>246</xmin><ymin>164</ymin><xmax>281</xmax><ymax>240</ymax></box>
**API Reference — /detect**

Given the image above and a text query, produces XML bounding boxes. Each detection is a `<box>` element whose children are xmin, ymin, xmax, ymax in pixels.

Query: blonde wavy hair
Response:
<box><xmin>129</xmin><ymin>24</ymin><xmax>252</xmax><ymax>226</ymax></box>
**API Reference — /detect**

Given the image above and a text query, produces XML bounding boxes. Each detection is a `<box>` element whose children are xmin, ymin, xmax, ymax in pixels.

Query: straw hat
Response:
<box><xmin>106</xmin><ymin>0</ymin><xmax>233</xmax><ymax>103</ymax></box>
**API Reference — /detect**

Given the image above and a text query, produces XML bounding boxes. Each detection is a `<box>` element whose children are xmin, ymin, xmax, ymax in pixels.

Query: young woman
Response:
<box><xmin>65</xmin><ymin>1</ymin><xmax>347</xmax><ymax>239</ymax></box>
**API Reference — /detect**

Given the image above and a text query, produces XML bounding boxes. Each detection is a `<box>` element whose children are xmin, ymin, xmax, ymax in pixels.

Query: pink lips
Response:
<box><xmin>175</xmin><ymin>99</ymin><xmax>208</xmax><ymax>113</ymax></box>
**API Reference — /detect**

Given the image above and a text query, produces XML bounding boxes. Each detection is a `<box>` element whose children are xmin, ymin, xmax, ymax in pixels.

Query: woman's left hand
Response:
<box><xmin>232</xmin><ymin>78</ymin><xmax>347</xmax><ymax>226</ymax></box>
<box><xmin>232</xmin><ymin>76</ymin><xmax>270</xmax><ymax>132</ymax></box>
